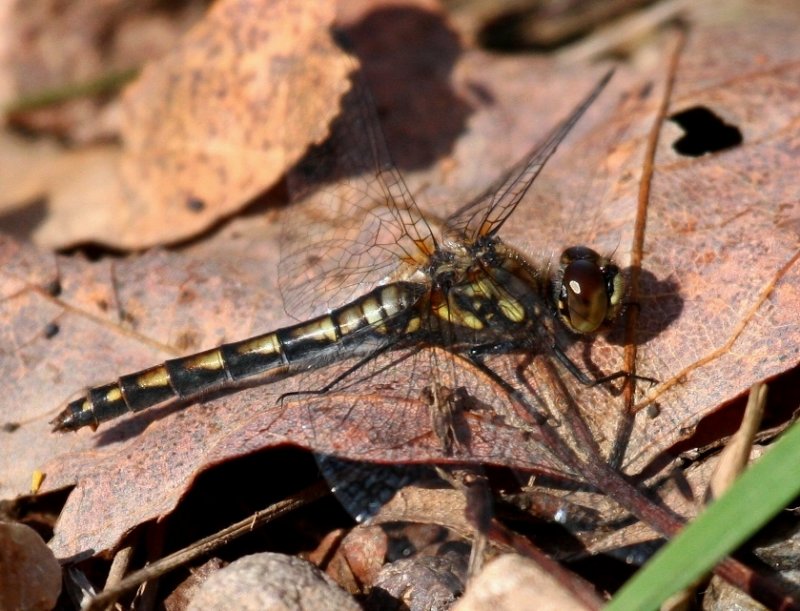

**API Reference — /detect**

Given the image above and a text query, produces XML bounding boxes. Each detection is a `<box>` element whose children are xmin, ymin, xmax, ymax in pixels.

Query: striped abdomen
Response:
<box><xmin>52</xmin><ymin>282</ymin><xmax>426</xmax><ymax>432</ymax></box>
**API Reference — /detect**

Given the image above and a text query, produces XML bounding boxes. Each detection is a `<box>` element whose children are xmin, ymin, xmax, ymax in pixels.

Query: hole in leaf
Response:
<box><xmin>669</xmin><ymin>106</ymin><xmax>743</xmax><ymax>157</ymax></box>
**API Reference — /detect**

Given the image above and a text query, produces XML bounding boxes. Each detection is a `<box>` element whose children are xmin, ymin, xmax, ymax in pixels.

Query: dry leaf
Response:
<box><xmin>6</xmin><ymin>0</ymin><xmax>350</xmax><ymax>250</ymax></box>
<box><xmin>0</xmin><ymin>0</ymin><xmax>202</xmax><ymax>139</ymax></box>
<box><xmin>0</xmin><ymin>0</ymin><xmax>797</xmax><ymax>588</ymax></box>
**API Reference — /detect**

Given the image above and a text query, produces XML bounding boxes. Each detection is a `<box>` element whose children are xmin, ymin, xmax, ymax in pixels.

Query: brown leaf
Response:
<box><xmin>0</xmin><ymin>0</ymin><xmax>197</xmax><ymax>139</ymax></box>
<box><xmin>621</xmin><ymin>3</ymin><xmax>800</xmax><ymax>471</ymax></box>
<box><xmin>10</xmin><ymin>0</ymin><xmax>350</xmax><ymax>250</ymax></box>
<box><xmin>114</xmin><ymin>0</ymin><xmax>350</xmax><ymax>248</ymax></box>
<box><xmin>1</xmin><ymin>0</ymin><xmax>797</xmax><ymax>572</ymax></box>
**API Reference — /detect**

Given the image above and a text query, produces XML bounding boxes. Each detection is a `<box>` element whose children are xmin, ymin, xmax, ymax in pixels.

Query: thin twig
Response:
<box><xmin>83</xmin><ymin>480</ymin><xmax>330</xmax><ymax>611</ymax></box>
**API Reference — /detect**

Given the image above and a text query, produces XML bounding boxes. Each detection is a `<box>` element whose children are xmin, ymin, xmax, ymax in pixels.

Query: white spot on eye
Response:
<box><xmin>569</xmin><ymin>280</ymin><xmax>582</xmax><ymax>294</ymax></box>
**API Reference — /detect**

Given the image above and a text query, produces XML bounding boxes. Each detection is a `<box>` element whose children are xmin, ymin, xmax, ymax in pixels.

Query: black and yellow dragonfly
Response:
<box><xmin>52</xmin><ymin>70</ymin><xmax>621</xmax><ymax>449</ymax></box>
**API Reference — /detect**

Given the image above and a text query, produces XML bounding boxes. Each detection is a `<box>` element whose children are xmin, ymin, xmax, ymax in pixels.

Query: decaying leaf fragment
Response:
<box><xmin>29</xmin><ymin>0</ymin><xmax>352</xmax><ymax>250</ymax></box>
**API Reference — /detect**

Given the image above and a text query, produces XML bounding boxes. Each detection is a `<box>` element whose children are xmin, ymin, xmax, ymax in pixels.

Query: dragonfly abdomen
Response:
<box><xmin>52</xmin><ymin>282</ymin><xmax>426</xmax><ymax>432</ymax></box>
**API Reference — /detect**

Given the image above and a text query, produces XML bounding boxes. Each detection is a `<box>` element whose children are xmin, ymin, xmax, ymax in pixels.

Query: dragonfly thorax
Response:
<box><xmin>426</xmin><ymin>238</ymin><xmax>546</xmax><ymax>335</ymax></box>
<box><xmin>425</xmin><ymin>238</ymin><xmax>624</xmax><ymax>342</ymax></box>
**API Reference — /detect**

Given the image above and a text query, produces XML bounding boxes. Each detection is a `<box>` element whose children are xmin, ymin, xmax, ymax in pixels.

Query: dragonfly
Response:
<box><xmin>52</xmin><ymin>66</ymin><xmax>625</xmax><ymax>497</ymax></box>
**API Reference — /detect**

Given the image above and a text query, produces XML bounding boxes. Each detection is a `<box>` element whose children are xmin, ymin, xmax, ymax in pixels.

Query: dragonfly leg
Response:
<box><xmin>277</xmin><ymin>341</ymin><xmax>396</xmax><ymax>404</ymax></box>
<box><xmin>468</xmin><ymin>338</ymin><xmax>528</xmax><ymax>357</ymax></box>
<box><xmin>465</xmin><ymin>348</ymin><xmax>547</xmax><ymax>426</ymax></box>
<box><xmin>551</xmin><ymin>343</ymin><xmax>658</xmax><ymax>387</ymax></box>
<box><xmin>468</xmin><ymin>338</ymin><xmax>656</xmax><ymax>396</ymax></box>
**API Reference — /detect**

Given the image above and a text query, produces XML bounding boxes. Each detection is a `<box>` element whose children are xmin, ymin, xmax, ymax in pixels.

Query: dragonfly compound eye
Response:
<box><xmin>556</xmin><ymin>247</ymin><xmax>623</xmax><ymax>334</ymax></box>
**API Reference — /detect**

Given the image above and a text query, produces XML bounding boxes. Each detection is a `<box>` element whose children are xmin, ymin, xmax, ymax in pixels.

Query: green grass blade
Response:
<box><xmin>607</xmin><ymin>418</ymin><xmax>800</xmax><ymax>610</ymax></box>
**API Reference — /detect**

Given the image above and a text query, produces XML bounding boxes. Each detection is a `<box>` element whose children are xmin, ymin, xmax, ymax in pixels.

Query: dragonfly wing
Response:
<box><xmin>280</xmin><ymin>62</ymin><xmax>436</xmax><ymax>321</ymax></box>
<box><xmin>444</xmin><ymin>70</ymin><xmax>614</xmax><ymax>243</ymax></box>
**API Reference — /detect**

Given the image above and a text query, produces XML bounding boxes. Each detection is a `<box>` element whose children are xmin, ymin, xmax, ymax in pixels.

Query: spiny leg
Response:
<box><xmin>468</xmin><ymin>338</ymin><xmax>657</xmax><ymax>389</ymax></box>
<box><xmin>276</xmin><ymin>341</ymin><xmax>398</xmax><ymax>404</ymax></box>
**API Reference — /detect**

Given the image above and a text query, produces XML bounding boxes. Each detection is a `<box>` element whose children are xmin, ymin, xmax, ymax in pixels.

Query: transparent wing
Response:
<box><xmin>444</xmin><ymin>70</ymin><xmax>614</xmax><ymax>244</ymax></box>
<box><xmin>279</xmin><ymin>65</ymin><xmax>436</xmax><ymax>321</ymax></box>
<box><xmin>262</xmin><ymin>313</ymin><xmax>635</xmax><ymax>530</ymax></box>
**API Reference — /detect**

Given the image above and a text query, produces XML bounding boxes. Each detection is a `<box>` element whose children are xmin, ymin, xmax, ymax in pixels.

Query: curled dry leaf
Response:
<box><xmin>116</xmin><ymin>0</ymin><xmax>352</xmax><ymax>247</ymax></box>
<box><xmin>306</xmin><ymin>526</ymin><xmax>389</xmax><ymax>594</ymax></box>
<box><xmin>32</xmin><ymin>0</ymin><xmax>351</xmax><ymax>249</ymax></box>
<box><xmin>367</xmin><ymin>548</ymin><xmax>470</xmax><ymax>610</ymax></box>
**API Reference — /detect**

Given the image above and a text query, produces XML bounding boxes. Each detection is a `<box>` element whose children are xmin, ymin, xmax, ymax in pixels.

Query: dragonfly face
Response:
<box><xmin>553</xmin><ymin>245</ymin><xmax>624</xmax><ymax>334</ymax></box>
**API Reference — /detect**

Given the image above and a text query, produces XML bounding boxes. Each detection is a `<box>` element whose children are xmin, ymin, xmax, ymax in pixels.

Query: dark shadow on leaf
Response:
<box><xmin>606</xmin><ymin>268</ymin><xmax>684</xmax><ymax>347</ymax></box>
<box><xmin>292</xmin><ymin>6</ymin><xmax>471</xmax><ymax>186</ymax></box>
<box><xmin>340</xmin><ymin>7</ymin><xmax>470</xmax><ymax>172</ymax></box>
<box><xmin>167</xmin><ymin>447</ymin><xmax>341</xmax><ymax>554</ymax></box>
<box><xmin>0</xmin><ymin>196</ymin><xmax>48</xmax><ymax>242</ymax></box>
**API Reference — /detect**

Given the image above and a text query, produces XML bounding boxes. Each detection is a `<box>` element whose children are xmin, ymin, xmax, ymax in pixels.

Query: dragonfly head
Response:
<box><xmin>554</xmin><ymin>246</ymin><xmax>623</xmax><ymax>334</ymax></box>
